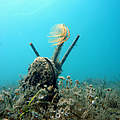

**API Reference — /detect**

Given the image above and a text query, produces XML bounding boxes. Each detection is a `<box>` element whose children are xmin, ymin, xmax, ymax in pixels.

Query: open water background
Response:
<box><xmin>0</xmin><ymin>0</ymin><xmax>120</xmax><ymax>87</ymax></box>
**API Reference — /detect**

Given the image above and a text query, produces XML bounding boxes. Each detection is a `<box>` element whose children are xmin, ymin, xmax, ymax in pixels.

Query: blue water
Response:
<box><xmin>0</xmin><ymin>0</ymin><xmax>120</xmax><ymax>86</ymax></box>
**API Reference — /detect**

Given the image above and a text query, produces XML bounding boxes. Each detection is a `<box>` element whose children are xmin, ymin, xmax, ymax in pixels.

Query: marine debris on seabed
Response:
<box><xmin>0</xmin><ymin>24</ymin><xmax>120</xmax><ymax>120</ymax></box>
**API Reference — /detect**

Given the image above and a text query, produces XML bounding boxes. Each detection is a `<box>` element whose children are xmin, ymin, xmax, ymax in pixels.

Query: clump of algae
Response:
<box><xmin>0</xmin><ymin>75</ymin><xmax>120</xmax><ymax>120</ymax></box>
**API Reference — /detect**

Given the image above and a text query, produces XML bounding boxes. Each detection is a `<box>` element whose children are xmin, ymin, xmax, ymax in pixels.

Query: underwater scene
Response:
<box><xmin>0</xmin><ymin>0</ymin><xmax>120</xmax><ymax>120</ymax></box>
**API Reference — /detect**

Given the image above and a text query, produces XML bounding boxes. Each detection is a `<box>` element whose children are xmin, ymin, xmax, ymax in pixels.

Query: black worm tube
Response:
<box><xmin>29</xmin><ymin>42</ymin><xmax>40</xmax><ymax>57</ymax></box>
<box><xmin>60</xmin><ymin>35</ymin><xmax>80</xmax><ymax>67</ymax></box>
